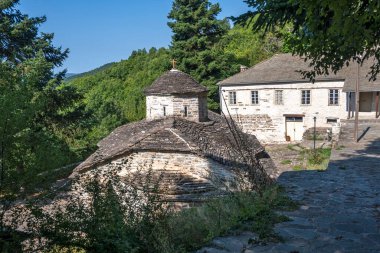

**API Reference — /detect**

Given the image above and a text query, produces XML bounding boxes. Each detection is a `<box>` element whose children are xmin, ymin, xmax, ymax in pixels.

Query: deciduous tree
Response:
<box><xmin>236</xmin><ymin>0</ymin><xmax>380</xmax><ymax>80</ymax></box>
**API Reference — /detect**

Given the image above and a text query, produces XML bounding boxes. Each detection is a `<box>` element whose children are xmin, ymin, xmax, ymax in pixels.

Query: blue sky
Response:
<box><xmin>19</xmin><ymin>1</ymin><xmax>248</xmax><ymax>73</ymax></box>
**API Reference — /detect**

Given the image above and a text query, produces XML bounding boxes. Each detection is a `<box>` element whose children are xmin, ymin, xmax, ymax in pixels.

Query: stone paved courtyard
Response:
<box><xmin>197</xmin><ymin>121</ymin><xmax>380</xmax><ymax>253</ymax></box>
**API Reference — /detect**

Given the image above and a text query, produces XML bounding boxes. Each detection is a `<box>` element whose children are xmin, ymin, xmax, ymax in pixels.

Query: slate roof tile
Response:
<box><xmin>144</xmin><ymin>69</ymin><xmax>208</xmax><ymax>95</ymax></box>
<box><xmin>71</xmin><ymin>111</ymin><xmax>265</xmax><ymax>177</ymax></box>
<box><xmin>218</xmin><ymin>53</ymin><xmax>380</xmax><ymax>92</ymax></box>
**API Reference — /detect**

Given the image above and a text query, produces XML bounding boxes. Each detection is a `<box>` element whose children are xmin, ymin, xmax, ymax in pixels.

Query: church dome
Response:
<box><xmin>144</xmin><ymin>69</ymin><xmax>208</xmax><ymax>95</ymax></box>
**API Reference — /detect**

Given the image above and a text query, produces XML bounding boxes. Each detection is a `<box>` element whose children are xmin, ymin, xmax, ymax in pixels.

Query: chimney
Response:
<box><xmin>240</xmin><ymin>65</ymin><xmax>248</xmax><ymax>73</ymax></box>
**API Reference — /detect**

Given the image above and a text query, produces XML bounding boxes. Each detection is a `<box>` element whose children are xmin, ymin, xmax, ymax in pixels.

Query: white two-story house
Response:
<box><xmin>218</xmin><ymin>54</ymin><xmax>380</xmax><ymax>143</ymax></box>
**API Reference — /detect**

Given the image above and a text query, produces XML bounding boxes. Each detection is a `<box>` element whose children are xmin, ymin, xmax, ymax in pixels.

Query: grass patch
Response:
<box><xmin>307</xmin><ymin>148</ymin><xmax>331</xmax><ymax>165</ymax></box>
<box><xmin>292</xmin><ymin>165</ymin><xmax>303</xmax><ymax>171</ymax></box>
<box><xmin>4</xmin><ymin>177</ymin><xmax>298</xmax><ymax>252</ymax></box>
<box><xmin>287</xmin><ymin>144</ymin><xmax>303</xmax><ymax>151</ymax></box>
<box><xmin>281</xmin><ymin>159</ymin><xmax>292</xmax><ymax>165</ymax></box>
<box><xmin>296</xmin><ymin>148</ymin><xmax>332</xmax><ymax>171</ymax></box>
<box><xmin>165</xmin><ymin>186</ymin><xmax>298</xmax><ymax>251</ymax></box>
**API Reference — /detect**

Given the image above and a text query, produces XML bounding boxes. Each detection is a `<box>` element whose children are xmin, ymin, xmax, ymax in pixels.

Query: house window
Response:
<box><xmin>229</xmin><ymin>91</ymin><xmax>236</xmax><ymax>105</ymax></box>
<box><xmin>301</xmin><ymin>90</ymin><xmax>311</xmax><ymax>105</ymax></box>
<box><xmin>163</xmin><ymin>106</ymin><xmax>167</xmax><ymax>116</ymax></box>
<box><xmin>327</xmin><ymin>118</ymin><xmax>338</xmax><ymax>123</ymax></box>
<box><xmin>274</xmin><ymin>90</ymin><xmax>283</xmax><ymax>105</ymax></box>
<box><xmin>251</xmin><ymin>91</ymin><xmax>259</xmax><ymax>105</ymax></box>
<box><xmin>183</xmin><ymin>106</ymin><xmax>188</xmax><ymax>117</ymax></box>
<box><xmin>329</xmin><ymin>89</ymin><xmax>339</xmax><ymax>105</ymax></box>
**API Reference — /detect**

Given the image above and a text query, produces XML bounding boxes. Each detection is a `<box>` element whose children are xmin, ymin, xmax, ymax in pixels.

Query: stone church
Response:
<box><xmin>71</xmin><ymin>68</ymin><xmax>274</xmax><ymax>205</ymax></box>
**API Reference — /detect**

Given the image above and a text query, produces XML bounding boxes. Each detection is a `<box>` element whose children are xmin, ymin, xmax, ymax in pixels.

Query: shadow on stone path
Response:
<box><xmin>197</xmin><ymin>124</ymin><xmax>380</xmax><ymax>253</ymax></box>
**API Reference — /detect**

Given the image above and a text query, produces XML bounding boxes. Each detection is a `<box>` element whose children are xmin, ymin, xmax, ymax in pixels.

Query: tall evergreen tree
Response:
<box><xmin>0</xmin><ymin>0</ymin><xmax>81</xmax><ymax>195</ymax></box>
<box><xmin>168</xmin><ymin>0</ymin><xmax>238</xmax><ymax>109</ymax></box>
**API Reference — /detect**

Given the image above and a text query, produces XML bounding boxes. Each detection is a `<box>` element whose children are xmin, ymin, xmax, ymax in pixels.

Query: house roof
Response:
<box><xmin>144</xmin><ymin>69</ymin><xmax>208</xmax><ymax>95</ymax></box>
<box><xmin>342</xmin><ymin>58</ymin><xmax>380</xmax><ymax>92</ymax></box>
<box><xmin>70</xmin><ymin>111</ymin><xmax>266</xmax><ymax>177</ymax></box>
<box><xmin>218</xmin><ymin>53</ymin><xmax>380</xmax><ymax>92</ymax></box>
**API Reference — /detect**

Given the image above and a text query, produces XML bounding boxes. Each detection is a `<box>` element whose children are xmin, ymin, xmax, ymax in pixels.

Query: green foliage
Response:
<box><xmin>65</xmin><ymin>62</ymin><xmax>116</xmax><ymax>81</ymax></box>
<box><xmin>0</xmin><ymin>1</ymin><xmax>82</xmax><ymax>195</ymax></box>
<box><xmin>156</xmin><ymin>186</ymin><xmax>297</xmax><ymax>251</ymax></box>
<box><xmin>30</xmin><ymin>187</ymin><xmax>296</xmax><ymax>253</ymax></box>
<box><xmin>236</xmin><ymin>0</ymin><xmax>380</xmax><ymax>80</ymax></box>
<box><xmin>219</xmin><ymin>23</ymin><xmax>291</xmax><ymax>67</ymax></box>
<box><xmin>307</xmin><ymin>148</ymin><xmax>331</xmax><ymax>166</ymax></box>
<box><xmin>66</xmin><ymin>48</ymin><xmax>171</xmax><ymax>147</ymax></box>
<box><xmin>281</xmin><ymin>159</ymin><xmax>292</xmax><ymax>165</ymax></box>
<box><xmin>168</xmin><ymin>0</ymin><xmax>239</xmax><ymax>109</ymax></box>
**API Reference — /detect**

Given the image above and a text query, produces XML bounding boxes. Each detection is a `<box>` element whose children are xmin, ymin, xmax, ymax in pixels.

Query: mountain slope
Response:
<box><xmin>66</xmin><ymin>47</ymin><xmax>172</xmax><ymax>144</ymax></box>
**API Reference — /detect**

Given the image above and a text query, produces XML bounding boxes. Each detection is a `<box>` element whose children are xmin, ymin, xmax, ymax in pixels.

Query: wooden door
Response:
<box><xmin>359</xmin><ymin>92</ymin><xmax>373</xmax><ymax>112</ymax></box>
<box><xmin>285</xmin><ymin>117</ymin><xmax>304</xmax><ymax>141</ymax></box>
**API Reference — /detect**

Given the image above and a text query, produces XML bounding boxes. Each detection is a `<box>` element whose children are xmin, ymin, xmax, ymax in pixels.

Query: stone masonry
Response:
<box><xmin>146</xmin><ymin>93</ymin><xmax>208</xmax><ymax>122</ymax></box>
<box><xmin>90</xmin><ymin>151</ymin><xmax>239</xmax><ymax>203</ymax></box>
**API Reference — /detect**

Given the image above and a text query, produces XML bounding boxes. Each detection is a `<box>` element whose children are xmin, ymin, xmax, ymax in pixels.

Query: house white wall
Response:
<box><xmin>220</xmin><ymin>81</ymin><xmax>347</xmax><ymax>143</ymax></box>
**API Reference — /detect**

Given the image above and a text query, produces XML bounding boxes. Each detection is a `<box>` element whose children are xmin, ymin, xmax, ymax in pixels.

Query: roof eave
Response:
<box><xmin>219</xmin><ymin>78</ymin><xmax>345</xmax><ymax>86</ymax></box>
<box><xmin>145</xmin><ymin>90</ymin><xmax>208</xmax><ymax>96</ymax></box>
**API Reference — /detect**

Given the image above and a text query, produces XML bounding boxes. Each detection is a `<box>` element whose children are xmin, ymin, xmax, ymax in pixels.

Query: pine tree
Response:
<box><xmin>168</xmin><ymin>0</ymin><xmax>238</xmax><ymax>110</ymax></box>
<box><xmin>0</xmin><ymin>0</ymin><xmax>81</xmax><ymax>195</ymax></box>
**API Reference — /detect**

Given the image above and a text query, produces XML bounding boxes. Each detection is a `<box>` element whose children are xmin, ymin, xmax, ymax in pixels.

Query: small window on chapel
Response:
<box><xmin>184</xmin><ymin>106</ymin><xmax>188</xmax><ymax>117</ymax></box>
<box><xmin>163</xmin><ymin>106</ymin><xmax>167</xmax><ymax>116</ymax></box>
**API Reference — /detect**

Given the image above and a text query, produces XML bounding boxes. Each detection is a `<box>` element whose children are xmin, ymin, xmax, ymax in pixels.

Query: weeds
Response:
<box><xmin>162</xmin><ymin>186</ymin><xmax>297</xmax><ymax>251</ymax></box>
<box><xmin>281</xmin><ymin>159</ymin><xmax>292</xmax><ymax>165</ymax></box>
<box><xmin>3</xmin><ymin>179</ymin><xmax>297</xmax><ymax>253</ymax></box>
<box><xmin>292</xmin><ymin>148</ymin><xmax>332</xmax><ymax>171</ymax></box>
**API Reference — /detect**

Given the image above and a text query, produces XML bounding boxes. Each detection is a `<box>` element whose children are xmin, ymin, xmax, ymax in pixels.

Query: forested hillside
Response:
<box><xmin>0</xmin><ymin>0</ymin><xmax>289</xmax><ymax>198</ymax></box>
<box><xmin>66</xmin><ymin>25</ymin><xmax>289</xmax><ymax>152</ymax></box>
<box><xmin>0</xmin><ymin>1</ymin><xmax>292</xmax><ymax>251</ymax></box>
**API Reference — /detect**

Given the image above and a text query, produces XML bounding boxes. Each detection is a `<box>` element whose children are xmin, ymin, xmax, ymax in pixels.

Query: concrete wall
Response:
<box><xmin>146</xmin><ymin>94</ymin><xmax>208</xmax><ymax>122</ymax></box>
<box><xmin>220</xmin><ymin>81</ymin><xmax>347</xmax><ymax>143</ymax></box>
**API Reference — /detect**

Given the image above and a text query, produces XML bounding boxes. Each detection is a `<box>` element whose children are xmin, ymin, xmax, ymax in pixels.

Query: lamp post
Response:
<box><xmin>354</xmin><ymin>57</ymin><xmax>361</xmax><ymax>142</ymax></box>
<box><xmin>313</xmin><ymin>116</ymin><xmax>317</xmax><ymax>151</ymax></box>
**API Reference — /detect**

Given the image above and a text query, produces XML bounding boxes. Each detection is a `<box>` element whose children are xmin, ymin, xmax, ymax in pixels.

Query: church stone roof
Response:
<box><xmin>71</xmin><ymin>111</ymin><xmax>267</xmax><ymax>177</ymax></box>
<box><xmin>218</xmin><ymin>53</ymin><xmax>380</xmax><ymax>92</ymax></box>
<box><xmin>144</xmin><ymin>69</ymin><xmax>208</xmax><ymax>95</ymax></box>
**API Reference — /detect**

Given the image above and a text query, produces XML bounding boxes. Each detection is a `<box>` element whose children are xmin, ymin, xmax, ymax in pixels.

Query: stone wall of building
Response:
<box><xmin>198</xmin><ymin>93</ymin><xmax>209</xmax><ymax>122</ymax></box>
<box><xmin>230</xmin><ymin>114</ymin><xmax>279</xmax><ymax>143</ymax></box>
<box><xmin>220</xmin><ymin>81</ymin><xmax>347</xmax><ymax>143</ymax></box>
<box><xmin>92</xmin><ymin>151</ymin><xmax>242</xmax><ymax>203</ymax></box>
<box><xmin>146</xmin><ymin>95</ymin><xmax>174</xmax><ymax>120</ymax></box>
<box><xmin>146</xmin><ymin>94</ymin><xmax>208</xmax><ymax>122</ymax></box>
<box><xmin>172</xmin><ymin>96</ymin><xmax>199</xmax><ymax>122</ymax></box>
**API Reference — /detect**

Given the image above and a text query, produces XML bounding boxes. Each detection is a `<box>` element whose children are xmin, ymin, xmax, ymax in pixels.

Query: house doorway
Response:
<box><xmin>285</xmin><ymin>116</ymin><xmax>304</xmax><ymax>141</ymax></box>
<box><xmin>359</xmin><ymin>92</ymin><xmax>373</xmax><ymax>112</ymax></box>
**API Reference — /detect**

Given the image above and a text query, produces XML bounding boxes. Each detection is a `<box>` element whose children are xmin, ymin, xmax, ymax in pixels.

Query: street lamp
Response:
<box><xmin>354</xmin><ymin>55</ymin><xmax>362</xmax><ymax>142</ymax></box>
<box><xmin>313</xmin><ymin>116</ymin><xmax>317</xmax><ymax>151</ymax></box>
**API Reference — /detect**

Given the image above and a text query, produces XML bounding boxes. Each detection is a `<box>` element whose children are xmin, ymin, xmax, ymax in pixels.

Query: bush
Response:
<box><xmin>9</xmin><ymin>184</ymin><xmax>296</xmax><ymax>253</ymax></box>
<box><xmin>155</xmin><ymin>186</ymin><xmax>297</xmax><ymax>251</ymax></box>
<box><xmin>307</xmin><ymin>148</ymin><xmax>331</xmax><ymax>165</ymax></box>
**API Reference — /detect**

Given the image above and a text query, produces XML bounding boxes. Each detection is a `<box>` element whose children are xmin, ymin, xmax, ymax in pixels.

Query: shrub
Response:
<box><xmin>307</xmin><ymin>148</ymin><xmax>331</xmax><ymax>165</ymax></box>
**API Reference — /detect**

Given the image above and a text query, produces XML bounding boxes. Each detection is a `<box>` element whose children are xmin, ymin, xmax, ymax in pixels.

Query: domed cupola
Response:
<box><xmin>144</xmin><ymin>67</ymin><xmax>209</xmax><ymax>122</ymax></box>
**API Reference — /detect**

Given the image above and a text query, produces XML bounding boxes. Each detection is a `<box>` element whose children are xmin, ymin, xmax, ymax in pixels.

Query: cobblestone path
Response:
<box><xmin>197</xmin><ymin>121</ymin><xmax>380</xmax><ymax>253</ymax></box>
